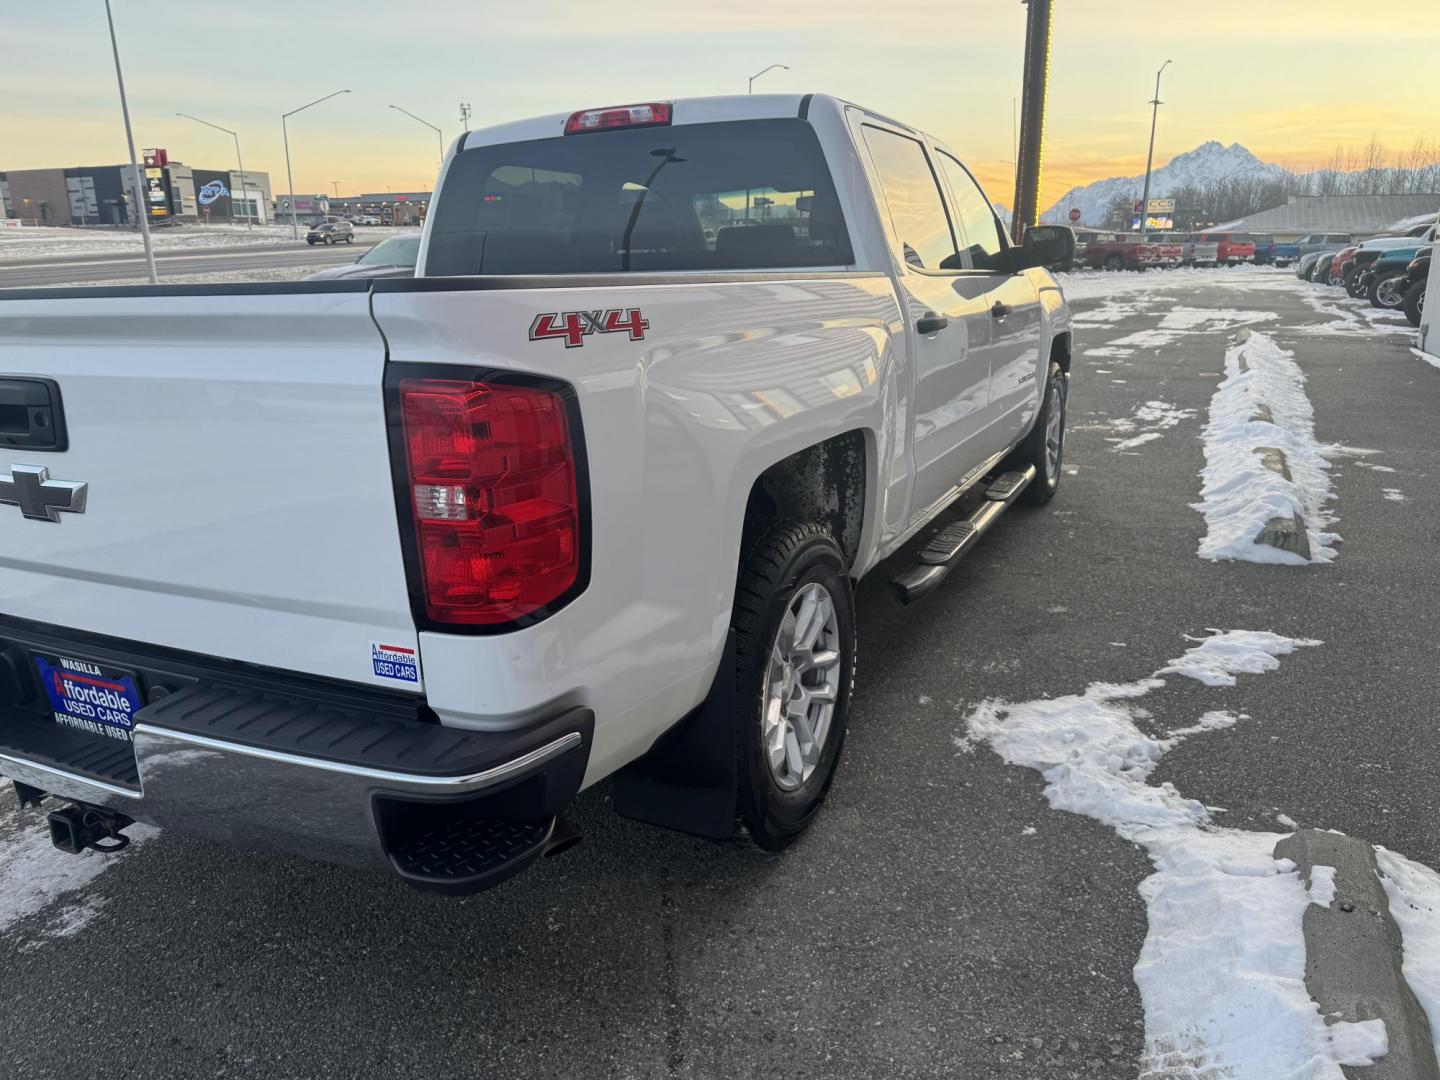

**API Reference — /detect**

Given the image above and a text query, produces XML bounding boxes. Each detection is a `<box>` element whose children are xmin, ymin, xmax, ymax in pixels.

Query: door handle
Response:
<box><xmin>916</xmin><ymin>312</ymin><xmax>949</xmax><ymax>334</ymax></box>
<box><xmin>990</xmin><ymin>301</ymin><xmax>1012</xmax><ymax>319</ymax></box>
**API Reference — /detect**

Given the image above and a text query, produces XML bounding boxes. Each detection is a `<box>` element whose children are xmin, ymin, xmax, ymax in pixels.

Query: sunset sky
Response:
<box><xmin>3</xmin><ymin>1</ymin><xmax>1438</xmax><ymax>213</ymax></box>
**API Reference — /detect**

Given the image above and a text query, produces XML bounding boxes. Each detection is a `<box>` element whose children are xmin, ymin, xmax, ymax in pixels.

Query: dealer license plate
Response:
<box><xmin>33</xmin><ymin>653</ymin><xmax>145</xmax><ymax>744</ymax></box>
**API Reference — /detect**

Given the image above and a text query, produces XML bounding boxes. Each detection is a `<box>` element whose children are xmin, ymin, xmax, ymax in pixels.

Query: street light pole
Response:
<box><xmin>103</xmin><ymin>0</ymin><xmax>157</xmax><ymax>283</ymax></box>
<box><xmin>176</xmin><ymin>112</ymin><xmax>252</xmax><ymax>230</ymax></box>
<box><xmin>283</xmin><ymin>89</ymin><xmax>351</xmax><ymax>240</ymax></box>
<box><xmin>748</xmin><ymin>63</ymin><xmax>789</xmax><ymax>93</ymax></box>
<box><xmin>388</xmin><ymin>105</ymin><xmax>445</xmax><ymax>168</ymax></box>
<box><xmin>1138</xmin><ymin>60</ymin><xmax>1172</xmax><ymax>240</ymax></box>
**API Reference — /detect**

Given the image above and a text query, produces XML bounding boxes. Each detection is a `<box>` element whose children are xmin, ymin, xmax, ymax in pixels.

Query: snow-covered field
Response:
<box><xmin>0</xmin><ymin>222</ymin><xmax>414</xmax><ymax>261</ymax></box>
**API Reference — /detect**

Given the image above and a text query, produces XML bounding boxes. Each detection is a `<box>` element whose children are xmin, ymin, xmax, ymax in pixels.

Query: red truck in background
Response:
<box><xmin>1083</xmin><ymin>233</ymin><xmax>1183</xmax><ymax>271</ymax></box>
<box><xmin>1197</xmin><ymin>232</ymin><xmax>1257</xmax><ymax>264</ymax></box>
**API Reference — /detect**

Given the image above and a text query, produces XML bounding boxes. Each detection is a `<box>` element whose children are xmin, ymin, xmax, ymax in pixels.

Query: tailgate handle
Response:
<box><xmin>0</xmin><ymin>377</ymin><xmax>68</xmax><ymax>452</ymax></box>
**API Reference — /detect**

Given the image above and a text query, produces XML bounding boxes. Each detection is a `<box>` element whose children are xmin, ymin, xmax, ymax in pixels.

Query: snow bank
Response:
<box><xmin>1193</xmin><ymin>331</ymin><xmax>1338</xmax><ymax>564</ymax></box>
<box><xmin>1375</xmin><ymin>848</ymin><xmax>1440</xmax><ymax>1067</ymax></box>
<box><xmin>967</xmin><ymin>631</ymin><xmax>1365</xmax><ymax>1079</ymax></box>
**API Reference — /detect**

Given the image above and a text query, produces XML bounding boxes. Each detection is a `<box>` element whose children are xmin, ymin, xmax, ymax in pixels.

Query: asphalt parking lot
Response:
<box><xmin>1</xmin><ymin>267</ymin><xmax>1436</xmax><ymax>1079</ymax></box>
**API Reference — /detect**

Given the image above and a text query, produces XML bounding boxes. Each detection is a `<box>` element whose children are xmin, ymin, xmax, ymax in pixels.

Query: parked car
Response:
<box><xmin>0</xmin><ymin>93</ymin><xmax>1078</xmax><ymax>894</ymax></box>
<box><xmin>1275</xmin><ymin>233</ymin><xmax>1353</xmax><ymax>266</ymax></box>
<box><xmin>1367</xmin><ymin>250</ymin><xmax>1423</xmax><ymax>309</ymax></box>
<box><xmin>1402</xmin><ymin>249</ymin><xmax>1430</xmax><ymax>328</ymax></box>
<box><xmin>1196</xmin><ymin>232</ymin><xmax>1257</xmax><ymax>264</ymax></box>
<box><xmin>1346</xmin><ymin>225</ymin><xmax>1437</xmax><ymax>297</ymax></box>
<box><xmin>1321</xmin><ymin>245</ymin><xmax>1359</xmax><ymax>286</ymax></box>
<box><xmin>1353</xmin><ymin>226</ymin><xmax>1436</xmax><ymax>304</ymax></box>
<box><xmin>1074</xmin><ymin>229</ymin><xmax>1107</xmax><ymax>266</ymax></box>
<box><xmin>1311</xmin><ymin>251</ymin><xmax>1339</xmax><ymax>285</ymax></box>
<box><xmin>306</xmin><ymin>221</ymin><xmax>355</xmax><ymax>246</ymax></box>
<box><xmin>1251</xmin><ymin>234</ymin><xmax>1277</xmax><ymax>264</ymax></box>
<box><xmin>305</xmin><ymin>234</ymin><xmax>420</xmax><ymax>280</ymax></box>
<box><xmin>1085</xmin><ymin>233</ymin><xmax>1182</xmax><ymax>270</ymax></box>
<box><xmin>1296</xmin><ymin>250</ymin><xmax>1331</xmax><ymax>281</ymax></box>
<box><xmin>1174</xmin><ymin>233</ymin><xmax>1219</xmax><ymax>266</ymax></box>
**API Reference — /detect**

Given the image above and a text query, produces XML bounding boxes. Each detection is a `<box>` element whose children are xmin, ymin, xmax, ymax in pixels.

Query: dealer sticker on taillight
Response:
<box><xmin>371</xmin><ymin>642</ymin><xmax>420</xmax><ymax>685</ymax></box>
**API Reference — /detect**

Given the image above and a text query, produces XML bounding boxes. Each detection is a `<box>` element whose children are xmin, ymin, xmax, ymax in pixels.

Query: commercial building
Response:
<box><xmin>0</xmin><ymin>162</ymin><xmax>272</xmax><ymax>225</ymax></box>
<box><xmin>1220</xmin><ymin>195</ymin><xmax>1440</xmax><ymax>241</ymax></box>
<box><xmin>324</xmin><ymin>192</ymin><xmax>431</xmax><ymax>226</ymax></box>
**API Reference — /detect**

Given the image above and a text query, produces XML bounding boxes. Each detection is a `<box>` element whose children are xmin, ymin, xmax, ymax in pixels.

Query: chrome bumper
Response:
<box><xmin>0</xmin><ymin>726</ymin><xmax>587</xmax><ymax>873</ymax></box>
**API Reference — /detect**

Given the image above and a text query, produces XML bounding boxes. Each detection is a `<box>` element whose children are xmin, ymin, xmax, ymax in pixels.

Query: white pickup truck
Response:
<box><xmin>0</xmin><ymin>94</ymin><xmax>1074</xmax><ymax>892</ymax></box>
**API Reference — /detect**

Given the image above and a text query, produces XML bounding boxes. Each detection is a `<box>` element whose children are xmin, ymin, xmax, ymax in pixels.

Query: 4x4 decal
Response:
<box><xmin>529</xmin><ymin>308</ymin><xmax>650</xmax><ymax>348</ymax></box>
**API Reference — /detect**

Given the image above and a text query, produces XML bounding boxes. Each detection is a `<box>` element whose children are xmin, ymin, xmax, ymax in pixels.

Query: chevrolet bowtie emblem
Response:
<box><xmin>0</xmin><ymin>464</ymin><xmax>88</xmax><ymax>523</ymax></box>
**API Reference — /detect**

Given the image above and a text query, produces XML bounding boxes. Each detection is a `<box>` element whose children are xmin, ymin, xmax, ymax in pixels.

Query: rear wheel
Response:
<box><xmin>1404</xmin><ymin>281</ymin><xmax>1425</xmax><ymax>328</ymax></box>
<box><xmin>732</xmin><ymin>520</ymin><xmax>855</xmax><ymax>850</ymax></box>
<box><xmin>1001</xmin><ymin>361</ymin><xmax>1067</xmax><ymax>506</ymax></box>
<box><xmin>1370</xmin><ymin>272</ymin><xmax>1407</xmax><ymax>309</ymax></box>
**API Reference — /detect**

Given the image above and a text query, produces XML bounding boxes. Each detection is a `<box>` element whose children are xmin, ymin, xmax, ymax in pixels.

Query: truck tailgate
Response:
<box><xmin>0</xmin><ymin>288</ymin><xmax>421</xmax><ymax>689</ymax></box>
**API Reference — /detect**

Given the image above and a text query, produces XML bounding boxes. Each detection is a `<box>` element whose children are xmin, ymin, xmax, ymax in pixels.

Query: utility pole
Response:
<box><xmin>103</xmin><ymin>0</ymin><xmax>157</xmax><ymax>283</ymax></box>
<box><xmin>1138</xmin><ymin>60</ymin><xmax>1172</xmax><ymax>239</ymax></box>
<box><xmin>1009</xmin><ymin>0</ymin><xmax>1053</xmax><ymax>243</ymax></box>
<box><xmin>459</xmin><ymin>102</ymin><xmax>472</xmax><ymax>130</ymax></box>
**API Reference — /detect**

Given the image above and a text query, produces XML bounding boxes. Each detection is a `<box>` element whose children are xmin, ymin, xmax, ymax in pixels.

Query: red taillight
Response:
<box><xmin>564</xmin><ymin>102</ymin><xmax>672</xmax><ymax>135</ymax></box>
<box><xmin>396</xmin><ymin>378</ymin><xmax>582</xmax><ymax>626</ymax></box>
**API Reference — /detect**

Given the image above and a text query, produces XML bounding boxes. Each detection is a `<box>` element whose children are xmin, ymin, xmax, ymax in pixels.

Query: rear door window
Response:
<box><xmin>859</xmin><ymin>125</ymin><xmax>959</xmax><ymax>271</ymax></box>
<box><xmin>425</xmin><ymin>118</ymin><xmax>853</xmax><ymax>275</ymax></box>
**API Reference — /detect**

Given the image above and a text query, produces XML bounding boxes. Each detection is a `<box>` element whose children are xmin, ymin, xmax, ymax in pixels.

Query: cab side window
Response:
<box><xmin>860</xmin><ymin>125</ymin><xmax>960</xmax><ymax>271</ymax></box>
<box><xmin>935</xmin><ymin>151</ymin><xmax>1006</xmax><ymax>272</ymax></box>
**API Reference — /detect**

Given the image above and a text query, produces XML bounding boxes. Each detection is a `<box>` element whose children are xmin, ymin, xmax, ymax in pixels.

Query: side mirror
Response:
<box><xmin>1014</xmin><ymin>225</ymin><xmax>1076</xmax><ymax>271</ymax></box>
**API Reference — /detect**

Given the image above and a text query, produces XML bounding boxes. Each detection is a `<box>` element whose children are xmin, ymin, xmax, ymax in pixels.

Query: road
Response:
<box><xmin>0</xmin><ymin>268</ymin><xmax>1435</xmax><ymax>1079</ymax></box>
<box><xmin>0</xmin><ymin>241</ymin><xmax>367</xmax><ymax>287</ymax></box>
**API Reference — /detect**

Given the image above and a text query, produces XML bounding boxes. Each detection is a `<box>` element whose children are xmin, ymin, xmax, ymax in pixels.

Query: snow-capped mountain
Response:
<box><xmin>1042</xmin><ymin>141</ymin><xmax>1288</xmax><ymax>226</ymax></box>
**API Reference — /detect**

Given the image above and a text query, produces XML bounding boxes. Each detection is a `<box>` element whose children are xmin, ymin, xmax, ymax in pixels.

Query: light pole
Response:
<box><xmin>748</xmin><ymin>64</ymin><xmax>789</xmax><ymax>93</ymax></box>
<box><xmin>1138</xmin><ymin>60</ymin><xmax>1172</xmax><ymax>239</ymax></box>
<box><xmin>176</xmin><ymin>112</ymin><xmax>252</xmax><ymax>230</ymax></box>
<box><xmin>103</xmin><ymin>0</ymin><xmax>157</xmax><ymax>283</ymax></box>
<box><xmin>388</xmin><ymin>105</ymin><xmax>445</xmax><ymax>168</ymax></box>
<box><xmin>283</xmin><ymin>89</ymin><xmax>350</xmax><ymax>240</ymax></box>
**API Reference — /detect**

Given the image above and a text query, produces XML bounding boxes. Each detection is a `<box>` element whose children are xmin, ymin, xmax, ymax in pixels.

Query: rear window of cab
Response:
<box><xmin>425</xmin><ymin>118</ymin><xmax>853</xmax><ymax>275</ymax></box>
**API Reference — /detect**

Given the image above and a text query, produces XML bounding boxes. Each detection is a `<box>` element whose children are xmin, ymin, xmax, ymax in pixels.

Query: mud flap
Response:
<box><xmin>612</xmin><ymin>632</ymin><xmax>738</xmax><ymax>840</ymax></box>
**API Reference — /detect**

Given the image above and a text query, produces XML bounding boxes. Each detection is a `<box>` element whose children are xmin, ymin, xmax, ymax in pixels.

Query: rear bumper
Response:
<box><xmin>0</xmin><ymin>616</ymin><xmax>593</xmax><ymax>893</ymax></box>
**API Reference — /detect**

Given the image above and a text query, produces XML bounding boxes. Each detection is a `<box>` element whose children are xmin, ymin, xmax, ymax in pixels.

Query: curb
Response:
<box><xmin>1274</xmin><ymin>830</ymin><xmax>1439</xmax><ymax>1079</ymax></box>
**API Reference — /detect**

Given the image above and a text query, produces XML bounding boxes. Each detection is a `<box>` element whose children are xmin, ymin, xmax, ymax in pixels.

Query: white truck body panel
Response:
<box><xmin>0</xmin><ymin>291</ymin><xmax>420</xmax><ymax>689</ymax></box>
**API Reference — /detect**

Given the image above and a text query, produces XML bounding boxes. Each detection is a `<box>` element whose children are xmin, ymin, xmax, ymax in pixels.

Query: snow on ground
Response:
<box><xmin>1158</xmin><ymin>307</ymin><xmax>1279</xmax><ymax>333</ymax></box>
<box><xmin>1375</xmin><ymin>849</ymin><xmax>1440</xmax><ymax>1064</ymax></box>
<box><xmin>966</xmin><ymin>630</ymin><xmax>1384</xmax><ymax>1079</ymax></box>
<box><xmin>1193</xmin><ymin>331</ymin><xmax>1338</xmax><ymax>565</ymax></box>
<box><xmin>1055</xmin><ymin>264</ymin><xmax>1290</xmax><ymax>303</ymax></box>
<box><xmin>0</xmin><ymin>801</ymin><xmax>153</xmax><ymax>946</ymax></box>
<box><xmin>1412</xmin><ymin>347</ymin><xmax>1440</xmax><ymax>371</ymax></box>
<box><xmin>1106</xmin><ymin>400</ymin><xmax>1196</xmax><ymax>453</ymax></box>
<box><xmin>0</xmin><ymin>223</ymin><xmax>413</xmax><ymax>261</ymax></box>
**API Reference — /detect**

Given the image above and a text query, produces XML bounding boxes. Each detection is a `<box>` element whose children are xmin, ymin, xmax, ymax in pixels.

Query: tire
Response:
<box><xmin>1404</xmin><ymin>281</ymin><xmax>1425</xmax><ymax>328</ymax></box>
<box><xmin>306</xmin><ymin>239</ymin><xmax>316</xmax><ymax>246</ymax></box>
<box><xmin>345</xmin><ymin>235</ymin><xmax>354</xmax><ymax>244</ymax></box>
<box><xmin>1001</xmin><ymin>361</ymin><xmax>1068</xmax><ymax>506</ymax></box>
<box><xmin>1369</xmin><ymin>271</ymin><xmax>1407</xmax><ymax>309</ymax></box>
<box><xmin>732</xmin><ymin>519</ymin><xmax>856</xmax><ymax>851</ymax></box>
<box><xmin>1345</xmin><ymin>268</ymin><xmax>1367</xmax><ymax>299</ymax></box>
<box><xmin>1104</xmin><ymin>254</ymin><xmax>1124</xmax><ymax>272</ymax></box>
